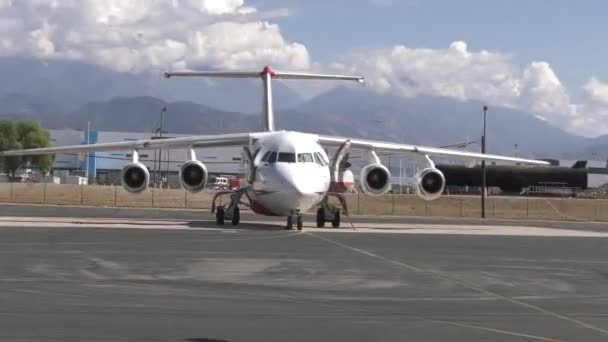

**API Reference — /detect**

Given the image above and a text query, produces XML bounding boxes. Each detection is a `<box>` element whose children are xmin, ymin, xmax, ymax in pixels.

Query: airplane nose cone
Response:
<box><xmin>280</xmin><ymin>171</ymin><xmax>309</xmax><ymax>196</ymax></box>
<box><xmin>269</xmin><ymin>164</ymin><xmax>324</xmax><ymax>214</ymax></box>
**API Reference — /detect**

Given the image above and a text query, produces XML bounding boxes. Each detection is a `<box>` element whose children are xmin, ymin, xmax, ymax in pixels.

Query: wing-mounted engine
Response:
<box><xmin>359</xmin><ymin>151</ymin><xmax>392</xmax><ymax>195</ymax></box>
<box><xmin>416</xmin><ymin>167</ymin><xmax>445</xmax><ymax>200</ymax></box>
<box><xmin>413</xmin><ymin>154</ymin><xmax>445</xmax><ymax>200</ymax></box>
<box><xmin>121</xmin><ymin>150</ymin><xmax>149</xmax><ymax>193</ymax></box>
<box><xmin>179</xmin><ymin>148</ymin><xmax>208</xmax><ymax>193</ymax></box>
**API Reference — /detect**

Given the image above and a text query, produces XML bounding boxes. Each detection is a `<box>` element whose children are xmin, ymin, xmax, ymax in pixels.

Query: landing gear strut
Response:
<box><xmin>286</xmin><ymin>210</ymin><xmax>303</xmax><ymax>231</ymax></box>
<box><xmin>316</xmin><ymin>193</ymin><xmax>348</xmax><ymax>228</ymax></box>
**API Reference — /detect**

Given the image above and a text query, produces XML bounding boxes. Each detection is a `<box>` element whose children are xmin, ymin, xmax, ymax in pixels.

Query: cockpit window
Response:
<box><xmin>268</xmin><ymin>152</ymin><xmax>277</xmax><ymax>163</ymax></box>
<box><xmin>313</xmin><ymin>153</ymin><xmax>324</xmax><ymax>166</ymax></box>
<box><xmin>253</xmin><ymin>148</ymin><xmax>261</xmax><ymax>159</ymax></box>
<box><xmin>261</xmin><ymin>151</ymin><xmax>272</xmax><ymax>162</ymax></box>
<box><xmin>314</xmin><ymin>152</ymin><xmax>328</xmax><ymax>166</ymax></box>
<box><xmin>298</xmin><ymin>153</ymin><xmax>314</xmax><ymax>163</ymax></box>
<box><xmin>278</xmin><ymin>152</ymin><xmax>296</xmax><ymax>163</ymax></box>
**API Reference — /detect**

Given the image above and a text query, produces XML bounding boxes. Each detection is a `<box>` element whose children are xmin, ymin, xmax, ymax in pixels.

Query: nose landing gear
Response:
<box><xmin>286</xmin><ymin>210</ymin><xmax>303</xmax><ymax>231</ymax></box>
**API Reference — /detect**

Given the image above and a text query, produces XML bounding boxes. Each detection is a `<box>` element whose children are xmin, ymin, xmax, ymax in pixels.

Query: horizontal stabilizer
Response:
<box><xmin>164</xmin><ymin>66</ymin><xmax>364</xmax><ymax>132</ymax></box>
<box><xmin>165</xmin><ymin>66</ymin><xmax>364</xmax><ymax>83</ymax></box>
<box><xmin>164</xmin><ymin>71</ymin><xmax>259</xmax><ymax>79</ymax></box>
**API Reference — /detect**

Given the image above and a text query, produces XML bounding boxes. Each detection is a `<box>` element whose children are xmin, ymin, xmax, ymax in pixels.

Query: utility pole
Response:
<box><xmin>155</xmin><ymin>107</ymin><xmax>166</xmax><ymax>188</ymax></box>
<box><xmin>85</xmin><ymin>121</ymin><xmax>90</xmax><ymax>181</ymax></box>
<box><xmin>481</xmin><ymin>105</ymin><xmax>488</xmax><ymax>219</ymax></box>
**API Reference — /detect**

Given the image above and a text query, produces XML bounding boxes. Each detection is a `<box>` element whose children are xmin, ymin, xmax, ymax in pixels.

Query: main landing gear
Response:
<box><xmin>212</xmin><ymin>189</ymin><xmax>249</xmax><ymax>226</ymax></box>
<box><xmin>316</xmin><ymin>193</ymin><xmax>348</xmax><ymax>228</ymax></box>
<box><xmin>285</xmin><ymin>210</ymin><xmax>303</xmax><ymax>231</ymax></box>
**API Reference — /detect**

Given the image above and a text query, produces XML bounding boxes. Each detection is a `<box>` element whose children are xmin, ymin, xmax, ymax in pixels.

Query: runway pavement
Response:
<box><xmin>1</xmin><ymin>204</ymin><xmax>608</xmax><ymax>341</ymax></box>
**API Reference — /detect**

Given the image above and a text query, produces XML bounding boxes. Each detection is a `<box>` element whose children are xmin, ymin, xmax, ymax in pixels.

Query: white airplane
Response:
<box><xmin>0</xmin><ymin>66</ymin><xmax>549</xmax><ymax>230</ymax></box>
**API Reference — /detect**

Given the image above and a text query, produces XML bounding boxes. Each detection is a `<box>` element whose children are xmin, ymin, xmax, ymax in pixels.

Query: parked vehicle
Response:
<box><xmin>229</xmin><ymin>178</ymin><xmax>241</xmax><ymax>190</ymax></box>
<box><xmin>212</xmin><ymin>177</ymin><xmax>229</xmax><ymax>190</ymax></box>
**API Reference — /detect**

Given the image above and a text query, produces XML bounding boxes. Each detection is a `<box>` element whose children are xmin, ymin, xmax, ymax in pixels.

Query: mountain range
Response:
<box><xmin>0</xmin><ymin>57</ymin><xmax>606</xmax><ymax>160</ymax></box>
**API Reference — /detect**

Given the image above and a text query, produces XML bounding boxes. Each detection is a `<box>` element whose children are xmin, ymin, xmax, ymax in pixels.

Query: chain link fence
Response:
<box><xmin>1</xmin><ymin>183</ymin><xmax>607</xmax><ymax>221</ymax></box>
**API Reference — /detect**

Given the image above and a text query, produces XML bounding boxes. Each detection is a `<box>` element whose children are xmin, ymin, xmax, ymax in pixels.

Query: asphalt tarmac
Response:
<box><xmin>1</xmin><ymin>204</ymin><xmax>608</xmax><ymax>341</ymax></box>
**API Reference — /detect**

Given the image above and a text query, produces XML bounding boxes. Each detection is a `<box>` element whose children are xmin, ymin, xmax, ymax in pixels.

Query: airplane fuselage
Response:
<box><xmin>246</xmin><ymin>131</ymin><xmax>331</xmax><ymax>216</ymax></box>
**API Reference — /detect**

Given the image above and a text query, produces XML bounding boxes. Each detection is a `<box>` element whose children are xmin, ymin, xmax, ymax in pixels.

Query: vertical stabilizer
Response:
<box><xmin>260</xmin><ymin>66</ymin><xmax>275</xmax><ymax>131</ymax></box>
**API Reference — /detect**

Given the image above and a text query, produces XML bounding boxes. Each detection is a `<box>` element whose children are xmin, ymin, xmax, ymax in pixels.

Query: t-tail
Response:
<box><xmin>164</xmin><ymin>66</ymin><xmax>364</xmax><ymax>132</ymax></box>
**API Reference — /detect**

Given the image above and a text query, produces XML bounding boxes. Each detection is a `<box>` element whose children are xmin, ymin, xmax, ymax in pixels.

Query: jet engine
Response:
<box><xmin>360</xmin><ymin>163</ymin><xmax>392</xmax><ymax>195</ymax></box>
<box><xmin>121</xmin><ymin>162</ymin><xmax>150</xmax><ymax>193</ymax></box>
<box><xmin>179</xmin><ymin>160</ymin><xmax>208</xmax><ymax>192</ymax></box>
<box><xmin>416</xmin><ymin>168</ymin><xmax>446</xmax><ymax>200</ymax></box>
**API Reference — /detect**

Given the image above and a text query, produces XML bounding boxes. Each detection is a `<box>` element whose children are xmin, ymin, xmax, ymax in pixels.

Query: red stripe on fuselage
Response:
<box><xmin>250</xmin><ymin>200</ymin><xmax>280</xmax><ymax>216</ymax></box>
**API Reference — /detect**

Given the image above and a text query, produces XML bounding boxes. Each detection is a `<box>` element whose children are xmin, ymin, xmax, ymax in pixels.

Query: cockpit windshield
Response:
<box><xmin>278</xmin><ymin>152</ymin><xmax>296</xmax><ymax>163</ymax></box>
<box><xmin>314</xmin><ymin>152</ymin><xmax>328</xmax><ymax>166</ymax></box>
<box><xmin>298</xmin><ymin>153</ymin><xmax>314</xmax><ymax>163</ymax></box>
<box><xmin>262</xmin><ymin>151</ymin><xmax>323</xmax><ymax>164</ymax></box>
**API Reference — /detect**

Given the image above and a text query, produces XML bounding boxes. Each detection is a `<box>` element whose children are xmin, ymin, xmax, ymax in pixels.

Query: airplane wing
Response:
<box><xmin>317</xmin><ymin>135</ymin><xmax>550</xmax><ymax>165</ymax></box>
<box><xmin>0</xmin><ymin>132</ymin><xmax>267</xmax><ymax>157</ymax></box>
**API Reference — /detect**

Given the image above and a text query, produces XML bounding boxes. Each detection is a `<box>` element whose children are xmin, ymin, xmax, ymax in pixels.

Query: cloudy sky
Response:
<box><xmin>0</xmin><ymin>0</ymin><xmax>607</xmax><ymax>137</ymax></box>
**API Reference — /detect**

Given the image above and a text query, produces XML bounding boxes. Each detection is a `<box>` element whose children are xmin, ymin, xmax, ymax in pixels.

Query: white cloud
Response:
<box><xmin>336</xmin><ymin>40</ymin><xmax>608</xmax><ymax>137</ymax></box>
<box><xmin>571</xmin><ymin>78</ymin><xmax>608</xmax><ymax>136</ymax></box>
<box><xmin>338</xmin><ymin>41</ymin><xmax>521</xmax><ymax>108</ymax></box>
<box><xmin>0</xmin><ymin>0</ymin><xmax>309</xmax><ymax>72</ymax></box>
<box><xmin>584</xmin><ymin>78</ymin><xmax>608</xmax><ymax>105</ymax></box>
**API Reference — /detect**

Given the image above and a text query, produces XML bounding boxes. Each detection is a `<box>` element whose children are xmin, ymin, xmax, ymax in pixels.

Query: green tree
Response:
<box><xmin>0</xmin><ymin>120</ymin><xmax>54</xmax><ymax>178</ymax></box>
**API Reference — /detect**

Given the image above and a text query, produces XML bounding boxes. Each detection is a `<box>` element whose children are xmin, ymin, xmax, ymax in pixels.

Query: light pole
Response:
<box><xmin>85</xmin><ymin>121</ymin><xmax>90</xmax><ymax>182</ymax></box>
<box><xmin>155</xmin><ymin>107</ymin><xmax>167</xmax><ymax>188</ymax></box>
<box><xmin>481</xmin><ymin>105</ymin><xmax>488</xmax><ymax>219</ymax></box>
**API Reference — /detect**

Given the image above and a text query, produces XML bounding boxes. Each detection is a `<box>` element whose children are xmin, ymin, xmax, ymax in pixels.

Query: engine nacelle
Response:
<box><xmin>121</xmin><ymin>162</ymin><xmax>150</xmax><ymax>193</ymax></box>
<box><xmin>416</xmin><ymin>168</ymin><xmax>446</xmax><ymax>201</ymax></box>
<box><xmin>179</xmin><ymin>160</ymin><xmax>208</xmax><ymax>193</ymax></box>
<box><xmin>360</xmin><ymin>163</ymin><xmax>392</xmax><ymax>195</ymax></box>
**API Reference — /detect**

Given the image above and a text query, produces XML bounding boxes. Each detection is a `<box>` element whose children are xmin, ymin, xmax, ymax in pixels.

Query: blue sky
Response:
<box><xmin>257</xmin><ymin>0</ymin><xmax>607</xmax><ymax>91</ymax></box>
<box><xmin>1</xmin><ymin>0</ymin><xmax>607</xmax><ymax>136</ymax></box>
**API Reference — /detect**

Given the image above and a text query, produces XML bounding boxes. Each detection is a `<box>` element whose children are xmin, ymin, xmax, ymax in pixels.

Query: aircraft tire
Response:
<box><xmin>216</xmin><ymin>207</ymin><xmax>225</xmax><ymax>225</ymax></box>
<box><xmin>285</xmin><ymin>215</ymin><xmax>294</xmax><ymax>230</ymax></box>
<box><xmin>316</xmin><ymin>208</ymin><xmax>325</xmax><ymax>228</ymax></box>
<box><xmin>231</xmin><ymin>206</ymin><xmax>240</xmax><ymax>226</ymax></box>
<box><xmin>331</xmin><ymin>210</ymin><xmax>340</xmax><ymax>228</ymax></box>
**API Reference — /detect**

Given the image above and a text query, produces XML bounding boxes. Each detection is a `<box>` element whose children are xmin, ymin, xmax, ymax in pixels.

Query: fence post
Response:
<box><xmin>43</xmin><ymin>182</ymin><xmax>47</xmax><ymax>204</ymax></box>
<box><xmin>184</xmin><ymin>190</ymin><xmax>187</xmax><ymax>208</ymax></box>
<box><xmin>459</xmin><ymin>196</ymin><xmax>463</xmax><ymax>217</ymax></box>
<box><xmin>80</xmin><ymin>184</ymin><xmax>84</xmax><ymax>205</ymax></box>
<box><xmin>114</xmin><ymin>186</ymin><xmax>118</xmax><ymax>207</ymax></box>
<box><xmin>391</xmin><ymin>192</ymin><xmax>395</xmax><ymax>215</ymax></box>
<box><xmin>152</xmin><ymin>188</ymin><xmax>155</xmax><ymax>207</ymax></box>
<box><xmin>526</xmin><ymin>193</ymin><xmax>529</xmax><ymax>219</ymax></box>
<box><xmin>10</xmin><ymin>182</ymin><xmax>13</xmax><ymax>201</ymax></box>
